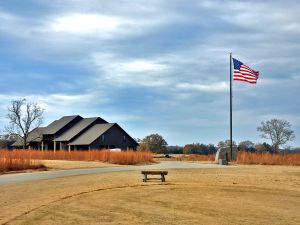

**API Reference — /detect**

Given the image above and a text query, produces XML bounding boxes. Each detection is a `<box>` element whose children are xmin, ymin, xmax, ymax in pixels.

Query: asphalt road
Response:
<box><xmin>0</xmin><ymin>161</ymin><xmax>226</xmax><ymax>185</ymax></box>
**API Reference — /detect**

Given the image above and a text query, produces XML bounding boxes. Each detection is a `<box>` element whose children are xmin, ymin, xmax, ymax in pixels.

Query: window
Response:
<box><xmin>101</xmin><ymin>135</ymin><xmax>105</xmax><ymax>142</ymax></box>
<box><xmin>123</xmin><ymin>135</ymin><xmax>126</xmax><ymax>142</ymax></box>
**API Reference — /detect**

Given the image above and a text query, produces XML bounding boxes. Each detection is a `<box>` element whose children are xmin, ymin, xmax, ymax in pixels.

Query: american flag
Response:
<box><xmin>232</xmin><ymin>58</ymin><xmax>259</xmax><ymax>84</ymax></box>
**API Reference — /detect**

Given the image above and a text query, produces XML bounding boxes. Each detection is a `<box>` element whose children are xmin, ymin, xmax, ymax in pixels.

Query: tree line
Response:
<box><xmin>137</xmin><ymin>137</ymin><xmax>298</xmax><ymax>155</ymax></box>
<box><xmin>137</xmin><ymin>118</ymin><xmax>296</xmax><ymax>154</ymax></box>
<box><xmin>0</xmin><ymin>99</ymin><xmax>297</xmax><ymax>153</ymax></box>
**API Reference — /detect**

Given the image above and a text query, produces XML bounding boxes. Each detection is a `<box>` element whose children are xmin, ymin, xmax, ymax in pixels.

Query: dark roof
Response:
<box><xmin>54</xmin><ymin>117</ymin><xmax>99</xmax><ymax>142</ymax></box>
<box><xmin>69</xmin><ymin>123</ymin><xmax>115</xmax><ymax>145</ymax></box>
<box><xmin>28</xmin><ymin>127</ymin><xmax>45</xmax><ymax>142</ymax></box>
<box><xmin>43</xmin><ymin>115</ymin><xmax>82</xmax><ymax>135</ymax></box>
<box><xmin>12</xmin><ymin>127</ymin><xmax>45</xmax><ymax>146</ymax></box>
<box><xmin>11</xmin><ymin>138</ymin><xmax>26</xmax><ymax>147</ymax></box>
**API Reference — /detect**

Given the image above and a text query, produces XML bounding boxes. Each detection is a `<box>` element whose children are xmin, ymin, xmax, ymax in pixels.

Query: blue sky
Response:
<box><xmin>0</xmin><ymin>0</ymin><xmax>300</xmax><ymax>147</ymax></box>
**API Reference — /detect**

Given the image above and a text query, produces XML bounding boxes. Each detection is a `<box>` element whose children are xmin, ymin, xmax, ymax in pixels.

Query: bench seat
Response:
<box><xmin>141</xmin><ymin>170</ymin><xmax>168</xmax><ymax>182</ymax></box>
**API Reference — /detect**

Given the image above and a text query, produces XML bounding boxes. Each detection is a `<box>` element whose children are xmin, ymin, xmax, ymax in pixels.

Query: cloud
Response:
<box><xmin>91</xmin><ymin>53</ymin><xmax>172</xmax><ymax>87</ymax></box>
<box><xmin>0</xmin><ymin>92</ymin><xmax>109</xmax><ymax>127</ymax></box>
<box><xmin>46</xmin><ymin>7</ymin><xmax>177</xmax><ymax>39</ymax></box>
<box><xmin>49</xmin><ymin>13</ymin><xmax>121</xmax><ymax>34</ymax></box>
<box><xmin>118</xmin><ymin>60</ymin><xmax>168</xmax><ymax>73</ymax></box>
<box><xmin>176</xmin><ymin>82</ymin><xmax>228</xmax><ymax>92</ymax></box>
<box><xmin>0</xmin><ymin>0</ymin><xmax>299</xmax><ymax>146</ymax></box>
<box><xmin>200</xmin><ymin>1</ymin><xmax>300</xmax><ymax>34</ymax></box>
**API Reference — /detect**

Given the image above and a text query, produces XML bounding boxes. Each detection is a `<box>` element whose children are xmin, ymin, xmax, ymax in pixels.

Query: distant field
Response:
<box><xmin>41</xmin><ymin>160</ymin><xmax>125</xmax><ymax>170</ymax></box>
<box><xmin>1</xmin><ymin>165</ymin><xmax>299</xmax><ymax>225</ymax></box>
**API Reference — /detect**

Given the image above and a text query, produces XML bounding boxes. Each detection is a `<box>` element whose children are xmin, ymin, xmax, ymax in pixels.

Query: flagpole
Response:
<box><xmin>230</xmin><ymin>53</ymin><xmax>233</xmax><ymax>160</ymax></box>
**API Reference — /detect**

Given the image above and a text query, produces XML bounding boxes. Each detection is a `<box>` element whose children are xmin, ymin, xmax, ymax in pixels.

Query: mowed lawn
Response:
<box><xmin>1</xmin><ymin>165</ymin><xmax>299</xmax><ymax>225</ymax></box>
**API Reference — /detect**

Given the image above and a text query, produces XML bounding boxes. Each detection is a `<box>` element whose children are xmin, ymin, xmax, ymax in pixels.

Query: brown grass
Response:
<box><xmin>163</xmin><ymin>152</ymin><xmax>300</xmax><ymax>166</ymax></box>
<box><xmin>41</xmin><ymin>160</ymin><xmax>124</xmax><ymax>170</ymax></box>
<box><xmin>176</xmin><ymin>154</ymin><xmax>215</xmax><ymax>161</ymax></box>
<box><xmin>0</xmin><ymin>150</ymin><xmax>154</xmax><ymax>171</ymax></box>
<box><xmin>0</xmin><ymin>150</ymin><xmax>45</xmax><ymax>173</ymax></box>
<box><xmin>237</xmin><ymin>151</ymin><xmax>300</xmax><ymax>166</ymax></box>
<box><xmin>1</xmin><ymin>165</ymin><xmax>299</xmax><ymax>225</ymax></box>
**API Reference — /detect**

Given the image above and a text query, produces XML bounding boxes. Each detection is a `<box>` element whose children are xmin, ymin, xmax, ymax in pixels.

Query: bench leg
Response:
<box><xmin>161</xmin><ymin>174</ymin><xmax>165</xmax><ymax>182</ymax></box>
<box><xmin>143</xmin><ymin>174</ymin><xmax>147</xmax><ymax>182</ymax></box>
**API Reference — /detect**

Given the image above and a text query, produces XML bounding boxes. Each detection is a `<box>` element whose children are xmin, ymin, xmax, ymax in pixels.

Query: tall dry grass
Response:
<box><xmin>0</xmin><ymin>150</ymin><xmax>45</xmax><ymax>173</ymax></box>
<box><xmin>237</xmin><ymin>151</ymin><xmax>300</xmax><ymax>166</ymax></box>
<box><xmin>0</xmin><ymin>150</ymin><xmax>154</xmax><ymax>172</ymax></box>
<box><xmin>29</xmin><ymin>150</ymin><xmax>154</xmax><ymax>165</ymax></box>
<box><xmin>173</xmin><ymin>152</ymin><xmax>300</xmax><ymax>166</ymax></box>
<box><xmin>177</xmin><ymin>154</ymin><xmax>215</xmax><ymax>161</ymax></box>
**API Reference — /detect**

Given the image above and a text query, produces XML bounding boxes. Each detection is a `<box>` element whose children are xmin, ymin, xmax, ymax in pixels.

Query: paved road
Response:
<box><xmin>0</xmin><ymin>161</ymin><xmax>226</xmax><ymax>185</ymax></box>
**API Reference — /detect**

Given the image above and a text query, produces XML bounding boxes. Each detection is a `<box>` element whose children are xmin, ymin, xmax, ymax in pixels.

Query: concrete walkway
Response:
<box><xmin>0</xmin><ymin>161</ymin><xmax>226</xmax><ymax>185</ymax></box>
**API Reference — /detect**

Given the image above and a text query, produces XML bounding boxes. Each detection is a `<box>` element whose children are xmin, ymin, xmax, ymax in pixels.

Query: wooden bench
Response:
<box><xmin>141</xmin><ymin>171</ymin><xmax>168</xmax><ymax>182</ymax></box>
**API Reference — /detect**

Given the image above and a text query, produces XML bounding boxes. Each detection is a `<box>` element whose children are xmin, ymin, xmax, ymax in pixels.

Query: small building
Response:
<box><xmin>12</xmin><ymin>115</ymin><xmax>138</xmax><ymax>151</ymax></box>
<box><xmin>53</xmin><ymin>117</ymin><xmax>107</xmax><ymax>151</ymax></box>
<box><xmin>68</xmin><ymin>123</ymin><xmax>137</xmax><ymax>150</ymax></box>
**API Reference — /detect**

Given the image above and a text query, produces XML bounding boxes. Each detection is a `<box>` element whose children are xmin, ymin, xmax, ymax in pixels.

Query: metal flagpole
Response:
<box><xmin>230</xmin><ymin>53</ymin><xmax>233</xmax><ymax>160</ymax></box>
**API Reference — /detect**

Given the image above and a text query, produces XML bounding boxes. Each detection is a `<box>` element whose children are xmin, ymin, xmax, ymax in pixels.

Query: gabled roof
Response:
<box><xmin>69</xmin><ymin>123</ymin><xmax>115</xmax><ymax>145</ymax></box>
<box><xmin>53</xmin><ymin>117</ymin><xmax>102</xmax><ymax>142</ymax></box>
<box><xmin>28</xmin><ymin>127</ymin><xmax>45</xmax><ymax>142</ymax></box>
<box><xmin>43</xmin><ymin>115</ymin><xmax>82</xmax><ymax>135</ymax></box>
<box><xmin>12</xmin><ymin>127</ymin><xmax>45</xmax><ymax>146</ymax></box>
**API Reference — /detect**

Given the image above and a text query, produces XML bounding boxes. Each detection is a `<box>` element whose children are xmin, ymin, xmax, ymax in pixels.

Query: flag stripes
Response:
<box><xmin>232</xmin><ymin>58</ymin><xmax>259</xmax><ymax>84</ymax></box>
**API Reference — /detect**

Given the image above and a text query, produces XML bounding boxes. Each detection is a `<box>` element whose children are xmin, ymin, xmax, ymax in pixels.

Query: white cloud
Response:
<box><xmin>0</xmin><ymin>92</ymin><xmax>109</xmax><ymax>127</ymax></box>
<box><xmin>118</xmin><ymin>60</ymin><xmax>168</xmax><ymax>73</ymax></box>
<box><xmin>50</xmin><ymin>13</ymin><xmax>121</xmax><ymax>34</ymax></box>
<box><xmin>47</xmin><ymin>10</ymin><xmax>174</xmax><ymax>38</ymax></box>
<box><xmin>176</xmin><ymin>82</ymin><xmax>229</xmax><ymax>92</ymax></box>
<box><xmin>91</xmin><ymin>53</ymin><xmax>171</xmax><ymax>87</ymax></box>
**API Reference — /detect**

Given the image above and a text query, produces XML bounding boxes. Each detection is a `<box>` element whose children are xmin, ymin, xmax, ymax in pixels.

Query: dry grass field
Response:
<box><xmin>41</xmin><ymin>160</ymin><xmax>124</xmax><ymax>170</ymax></box>
<box><xmin>1</xmin><ymin>164</ymin><xmax>299</xmax><ymax>225</ymax></box>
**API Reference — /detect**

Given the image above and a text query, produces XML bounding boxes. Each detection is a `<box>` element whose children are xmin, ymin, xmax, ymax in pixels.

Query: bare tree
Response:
<box><xmin>6</xmin><ymin>99</ymin><xmax>44</xmax><ymax>149</ymax></box>
<box><xmin>257</xmin><ymin>119</ymin><xmax>295</xmax><ymax>152</ymax></box>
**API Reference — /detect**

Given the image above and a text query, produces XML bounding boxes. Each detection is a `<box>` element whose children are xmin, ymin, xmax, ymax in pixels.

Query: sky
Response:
<box><xmin>0</xmin><ymin>0</ymin><xmax>300</xmax><ymax>147</ymax></box>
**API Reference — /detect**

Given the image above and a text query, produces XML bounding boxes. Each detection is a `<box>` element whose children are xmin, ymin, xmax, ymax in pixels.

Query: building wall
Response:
<box><xmin>90</xmin><ymin>125</ymin><xmax>137</xmax><ymax>150</ymax></box>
